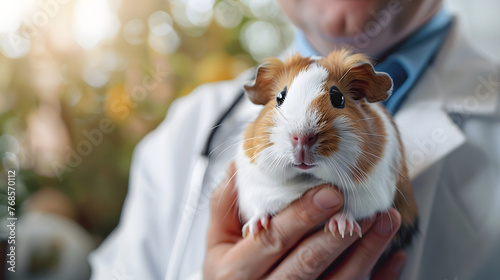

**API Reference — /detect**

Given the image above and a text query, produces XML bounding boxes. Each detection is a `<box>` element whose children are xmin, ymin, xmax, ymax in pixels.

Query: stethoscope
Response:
<box><xmin>165</xmin><ymin>90</ymin><xmax>246</xmax><ymax>280</ymax></box>
<box><xmin>202</xmin><ymin>91</ymin><xmax>247</xmax><ymax>157</ymax></box>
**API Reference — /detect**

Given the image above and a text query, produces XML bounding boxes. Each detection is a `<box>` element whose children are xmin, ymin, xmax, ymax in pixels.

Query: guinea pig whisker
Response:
<box><xmin>394</xmin><ymin>186</ymin><xmax>410</xmax><ymax>207</ymax></box>
<box><xmin>343</xmin><ymin>172</ymin><xmax>359</xmax><ymax>215</ymax></box>
<box><xmin>221</xmin><ymin>141</ymin><xmax>272</xmax><ymax>203</ymax></box>
<box><xmin>275</xmin><ymin>107</ymin><xmax>289</xmax><ymax>122</ymax></box>
<box><xmin>277</xmin><ymin>155</ymin><xmax>288</xmax><ymax>172</ymax></box>
<box><xmin>264</xmin><ymin>151</ymin><xmax>282</xmax><ymax>170</ymax></box>
<box><xmin>217</xmin><ymin>165</ymin><xmax>245</xmax><ymax>210</ymax></box>
<box><xmin>339</xmin><ymin>156</ymin><xmax>386</xmax><ymax>218</ymax></box>
<box><xmin>238</xmin><ymin>125</ymin><xmax>271</xmax><ymax>134</ymax></box>
<box><xmin>255</xmin><ymin>149</ymin><xmax>274</xmax><ymax>165</ymax></box>
<box><xmin>246</xmin><ymin>143</ymin><xmax>273</xmax><ymax>164</ymax></box>
<box><xmin>221</xmin><ymin>196</ymin><xmax>241</xmax><ymax>223</ymax></box>
<box><xmin>245</xmin><ymin>127</ymin><xmax>271</xmax><ymax>133</ymax></box>
<box><xmin>358</xmin><ymin>150</ymin><xmax>408</xmax><ymax>183</ymax></box>
<box><xmin>239</xmin><ymin>137</ymin><xmax>271</xmax><ymax>150</ymax></box>
<box><xmin>354</xmin><ymin>132</ymin><xmax>387</xmax><ymax>137</ymax></box>
<box><xmin>338</xmin><ymin>64</ymin><xmax>357</xmax><ymax>83</ymax></box>
<box><xmin>326</xmin><ymin>156</ymin><xmax>351</xmax><ymax>194</ymax></box>
<box><xmin>355</xmin><ymin>153</ymin><xmax>391</xmax><ymax>184</ymax></box>
<box><xmin>268</xmin><ymin>152</ymin><xmax>284</xmax><ymax>171</ymax></box>
<box><xmin>361</xmin><ymin>141</ymin><xmax>385</xmax><ymax>148</ymax></box>
<box><xmin>213</xmin><ymin>143</ymin><xmax>243</xmax><ymax>159</ymax></box>
<box><xmin>208</xmin><ymin>123</ymin><xmax>271</xmax><ymax>158</ymax></box>
<box><xmin>267</xmin><ymin>154</ymin><xmax>284</xmax><ymax>175</ymax></box>
<box><xmin>242</xmin><ymin>142</ymin><xmax>268</xmax><ymax>151</ymax></box>
<box><xmin>333</xmin><ymin>156</ymin><xmax>357</xmax><ymax>189</ymax></box>
<box><xmin>333</xmin><ymin>155</ymin><xmax>366</xmax><ymax>213</ymax></box>
<box><xmin>220</xmin><ymin>145</ymin><xmax>268</xmax><ymax>170</ymax></box>
<box><xmin>356</xmin><ymin>153</ymin><xmax>379</xmax><ymax>170</ymax></box>
<box><xmin>209</xmin><ymin>137</ymin><xmax>242</xmax><ymax>158</ymax></box>
<box><xmin>361</xmin><ymin>151</ymin><xmax>398</xmax><ymax>171</ymax></box>
<box><xmin>254</xmin><ymin>153</ymin><xmax>282</xmax><ymax>178</ymax></box>
<box><xmin>328</xmin><ymin>156</ymin><xmax>370</xmax><ymax>220</ymax></box>
<box><xmin>214</xmin><ymin>141</ymin><xmax>251</xmax><ymax>161</ymax></box>
<box><xmin>208</xmin><ymin>120</ymin><xmax>252</xmax><ymax>131</ymax></box>
<box><xmin>382</xmin><ymin>207</ymin><xmax>394</xmax><ymax>234</ymax></box>
<box><xmin>241</xmin><ymin>136</ymin><xmax>270</xmax><ymax>142</ymax></box>
<box><xmin>349</xmin><ymin>117</ymin><xmax>381</xmax><ymax>122</ymax></box>
<box><xmin>359</xmin><ymin>177</ymin><xmax>385</xmax><ymax>214</ymax></box>
<box><xmin>222</xmin><ymin>143</ymin><xmax>264</xmax><ymax>160</ymax></box>
<box><xmin>239</xmin><ymin>143</ymin><xmax>270</xmax><ymax>159</ymax></box>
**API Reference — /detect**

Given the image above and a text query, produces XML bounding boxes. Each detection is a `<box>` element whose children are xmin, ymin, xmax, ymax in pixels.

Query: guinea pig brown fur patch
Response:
<box><xmin>242</xmin><ymin>101</ymin><xmax>276</xmax><ymax>163</ymax></box>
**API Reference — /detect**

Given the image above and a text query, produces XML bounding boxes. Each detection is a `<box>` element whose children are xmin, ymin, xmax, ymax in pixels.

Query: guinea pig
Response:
<box><xmin>235</xmin><ymin>50</ymin><xmax>418</xmax><ymax>251</ymax></box>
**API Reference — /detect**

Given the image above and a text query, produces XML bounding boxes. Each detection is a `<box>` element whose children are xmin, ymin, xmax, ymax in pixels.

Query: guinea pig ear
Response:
<box><xmin>243</xmin><ymin>59</ymin><xmax>283</xmax><ymax>105</ymax></box>
<box><xmin>345</xmin><ymin>62</ymin><xmax>393</xmax><ymax>103</ymax></box>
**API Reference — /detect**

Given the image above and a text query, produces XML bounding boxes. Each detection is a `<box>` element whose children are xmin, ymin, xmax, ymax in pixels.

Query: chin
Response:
<box><xmin>302</xmin><ymin>0</ymin><xmax>386</xmax><ymax>38</ymax></box>
<box><xmin>338</xmin><ymin>13</ymin><xmax>379</xmax><ymax>36</ymax></box>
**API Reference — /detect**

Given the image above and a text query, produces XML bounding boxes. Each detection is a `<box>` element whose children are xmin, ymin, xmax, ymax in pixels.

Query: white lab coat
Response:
<box><xmin>89</xmin><ymin>21</ymin><xmax>500</xmax><ymax>280</ymax></box>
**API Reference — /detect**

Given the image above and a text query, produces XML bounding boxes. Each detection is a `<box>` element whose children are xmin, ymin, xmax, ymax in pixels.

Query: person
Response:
<box><xmin>89</xmin><ymin>0</ymin><xmax>500</xmax><ymax>279</ymax></box>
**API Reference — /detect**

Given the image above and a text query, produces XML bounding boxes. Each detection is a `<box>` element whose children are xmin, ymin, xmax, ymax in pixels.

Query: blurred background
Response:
<box><xmin>0</xmin><ymin>0</ymin><xmax>498</xmax><ymax>279</ymax></box>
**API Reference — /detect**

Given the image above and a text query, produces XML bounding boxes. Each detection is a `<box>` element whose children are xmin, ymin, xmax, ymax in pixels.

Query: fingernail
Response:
<box><xmin>313</xmin><ymin>187</ymin><xmax>341</xmax><ymax>210</ymax></box>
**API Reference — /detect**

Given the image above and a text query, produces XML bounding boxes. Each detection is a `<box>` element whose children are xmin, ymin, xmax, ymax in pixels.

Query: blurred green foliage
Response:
<box><xmin>0</xmin><ymin>0</ymin><xmax>292</xmax><ymax>242</ymax></box>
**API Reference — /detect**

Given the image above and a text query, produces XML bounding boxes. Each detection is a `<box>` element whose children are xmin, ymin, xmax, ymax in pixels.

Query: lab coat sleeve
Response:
<box><xmin>88</xmin><ymin>92</ymin><xmax>200</xmax><ymax>279</ymax></box>
<box><xmin>88</xmin><ymin>128</ymin><xmax>170</xmax><ymax>279</ymax></box>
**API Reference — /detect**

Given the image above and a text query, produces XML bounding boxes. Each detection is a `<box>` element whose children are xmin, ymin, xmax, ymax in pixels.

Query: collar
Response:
<box><xmin>293</xmin><ymin>29</ymin><xmax>319</xmax><ymax>58</ymax></box>
<box><xmin>376</xmin><ymin>8</ymin><xmax>453</xmax><ymax>114</ymax></box>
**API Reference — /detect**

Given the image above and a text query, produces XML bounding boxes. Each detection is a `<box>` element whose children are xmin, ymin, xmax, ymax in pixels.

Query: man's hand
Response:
<box><xmin>203</xmin><ymin>163</ymin><xmax>405</xmax><ymax>279</ymax></box>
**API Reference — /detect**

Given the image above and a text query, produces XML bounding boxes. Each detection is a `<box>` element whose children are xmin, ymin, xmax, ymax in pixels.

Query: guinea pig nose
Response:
<box><xmin>291</xmin><ymin>133</ymin><xmax>318</xmax><ymax>147</ymax></box>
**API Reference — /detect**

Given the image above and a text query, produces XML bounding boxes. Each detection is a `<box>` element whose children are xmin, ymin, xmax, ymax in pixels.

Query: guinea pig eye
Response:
<box><xmin>276</xmin><ymin>86</ymin><xmax>287</xmax><ymax>107</ymax></box>
<box><xmin>329</xmin><ymin>86</ymin><xmax>345</xmax><ymax>109</ymax></box>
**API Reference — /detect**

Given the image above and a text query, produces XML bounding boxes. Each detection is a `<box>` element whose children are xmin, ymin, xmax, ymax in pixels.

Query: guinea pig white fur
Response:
<box><xmin>235</xmin><ymin>51</ymin><xmax>418</xmax><ymax>248</ymax></box>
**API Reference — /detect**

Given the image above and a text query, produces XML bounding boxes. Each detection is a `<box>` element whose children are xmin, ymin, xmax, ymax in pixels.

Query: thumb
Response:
<box><xmin>207</xmin><ymin>162</ymin><xmax>242</xmax><ymax>247</ymax></box>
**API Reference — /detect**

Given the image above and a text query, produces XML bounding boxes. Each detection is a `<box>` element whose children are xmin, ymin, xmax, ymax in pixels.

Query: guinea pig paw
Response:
<box><xmin>260</xmin><ymin>215</ymin><xmax>270</xmax><ymax>230</ymax></box>
<box><xmin>242</xmin><ymin>214</ymin><xmax>270</xmax><ymax>240</ymax></box>
<box><xmin>327</xmin><ymin>213</ymin><xmax>362</xmax><ymax>239</ymax></box>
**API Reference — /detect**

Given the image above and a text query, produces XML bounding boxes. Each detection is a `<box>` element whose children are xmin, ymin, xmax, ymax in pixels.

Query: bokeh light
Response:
<box><xmin>73</xmin><ymin>0</ymin><xmax>121</xmax><ymax>49</ymax></box>
<box><xmin>148</xmin><ymin>30</ymin><xmax>180</xmax><ymax>54</ymax></box>
<box><xmin>123</xmin><ymin>19</ymin><xmax>146</xmax><ymax>45</ymax></box>
<box><xmin>0</xmin><ymin>32</ymin><xmax>31</xmax><ymax>58</ymax></box>
<box><xmin>147</xmin><ymin>11</ymin><xmax>180</xmax><ymax>54</ymax></box>
<box><xmin>148</xmin><ymin>11</ymin><xmax>173</xmax><ymax>36</ymax></box>
<box><xmin>244</xmin><ymin>0</ymin><xmax>281</xmax><ymax>19</ymax></box>
<box><xmin>0</xmin><ymin>134</ymin><xmax>21</xmax><ymax>156</ymax></box>
<box><xmin>0</xmin><ymin>1</ymin><xmax>36</xmax><ymax>34</ymax></box>
<box><xmin>185</xmin><ymin>0</ymin><xmax>215</xmax><ymax>28</ymax></box>
<box><xmin>214</xmin><ymin>0</ymin><xmax>244</xmax><ymax>28</ymax></box>
<box><xmin>241</xmin><ymin>20</ymin><xmax>281</xmax><ymax>60</ymax></box>
<box><xmin>2</xmin><ymin>152</ymin><xmax>20</xmax><ymax>172</ymax></box>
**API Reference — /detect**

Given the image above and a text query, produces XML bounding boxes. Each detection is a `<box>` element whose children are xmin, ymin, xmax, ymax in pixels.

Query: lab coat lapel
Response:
<box><xmin>395</xmin><ymin>66</ymin><xmax>466</xmax><ymax>180</ymax></box>
<box><xmin>395</xmin><ymin>19</ymin><xmax>499</xmax><ymax>180</ymax></box>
